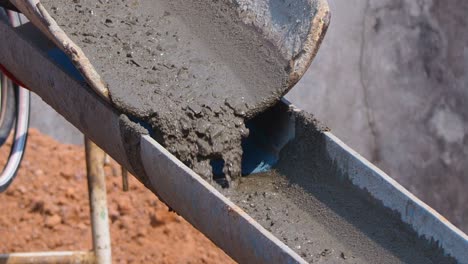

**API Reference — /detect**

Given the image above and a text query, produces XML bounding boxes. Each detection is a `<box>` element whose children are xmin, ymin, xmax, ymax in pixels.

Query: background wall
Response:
<box><xmin>30</xmin><ymin>0</ymin><xmax>468</xmax><ymax>232</ymax></box>
<box><xmin>30</xmin><ymin>95</ymin><xmax>82</xmax><ymax>145</ymax></box>
<box><xmin>287</xmin><ymin>0</ymin><xmax>468</xmax><ymax>232</ymax></box>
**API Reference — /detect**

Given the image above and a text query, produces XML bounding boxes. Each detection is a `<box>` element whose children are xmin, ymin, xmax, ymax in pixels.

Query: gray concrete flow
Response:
<box><xmin>3</xmin><ymin>4</ymin><xmax>467</xmax><ymax>263</ymax></box>
<box><xmin>26</xmin><ymin>0</ymin><xmax>468</xmax><ymax>233</ymax></box>
<box><xmin>0</xmin><ymin>19</ymin><xmax>309</xmax><ymax>262</ymax></box>
<box><xmin>36</xmin><ymin>0</ymin><xmax>328</xmax><ymax>182</ymax></box>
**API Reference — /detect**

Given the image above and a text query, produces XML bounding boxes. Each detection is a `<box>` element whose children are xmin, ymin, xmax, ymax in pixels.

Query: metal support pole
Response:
<box><xmin>0</xmin><ymin>251</ymin><xmax>95</xmax><ymax>264</ymax></box>
<box><xmin>0</xmin><ymin>140</ymin><xmax>112</xmax><ymax>264</ymax></box>
<box><xmin>85</xmin><ymin>138</ymin><xmax>111</xmax><ymax>264</ymax></box>
<box><xmin>121</xmin><ymin>167</ymin><xmax>129</xmax><ymax>192</ymax></box>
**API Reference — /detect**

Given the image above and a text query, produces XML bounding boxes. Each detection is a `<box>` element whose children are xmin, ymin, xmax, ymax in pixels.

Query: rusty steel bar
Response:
<box><xmin>121</xmin><ymin>167</ymin><xmax>129</xmax><ymax>192</ymax></box>
<box><xmin>85</xmin><ymin>138</ymin><xmax>111</xmax><ymax>264</ymax></box>
<box><xmin>0</xmin><ymin>251</ymin><xmax>95</xmax><ymax>264</ymax></box>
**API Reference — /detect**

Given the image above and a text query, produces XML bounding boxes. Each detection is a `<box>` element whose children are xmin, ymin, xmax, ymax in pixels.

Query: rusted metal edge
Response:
<box><xmin>0</xmin><ymin>251</ymin><xmax>95</xmax><ymax>264</ymax></box>
<box><xmin>85</xmin><ymin>139</ymin><xmax>112</xmax><ymax>264</ymax></box>
<box><xmin>287</xmin><ymin>0</ymin><xmax>330</xmax><ymax>89</ymax></box>
<box><xmin>230</xmin><ymin>0</ymin><xmax>330</xmax><ymax>89</ymax></box>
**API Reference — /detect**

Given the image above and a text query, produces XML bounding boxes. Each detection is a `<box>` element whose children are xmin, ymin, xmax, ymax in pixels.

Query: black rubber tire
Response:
<box><xmin>0</xmin><ymin>74</ymin><xmax>16</xmax><ymax>146</ymax></box>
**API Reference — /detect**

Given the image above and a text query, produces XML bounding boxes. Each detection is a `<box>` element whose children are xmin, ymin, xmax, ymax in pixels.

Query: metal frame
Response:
<box><xmin>0</xmin><ymin>139</ymin><xmax>112</xmax><ymax>264</ymax></box>
<box><xmin>0</xmin><ymin>10</ymin><xmax>30</xmax><ymax>193</ymax></box>
<box><xmin>1</xmin><ymin>8</ymin><xmax>467</xmax><ymax>264</ymax></box>
<box><xmin>0</xmin><ymin>9</ymin><xmax>111</xmax><ymax>263</ymax></box>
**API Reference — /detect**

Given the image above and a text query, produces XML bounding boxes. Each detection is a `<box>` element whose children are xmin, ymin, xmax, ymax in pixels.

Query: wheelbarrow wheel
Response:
<box><xmin>0</xmin><ymin>73</ymin><xmax>16</xmax><ymax>146</ymax></box>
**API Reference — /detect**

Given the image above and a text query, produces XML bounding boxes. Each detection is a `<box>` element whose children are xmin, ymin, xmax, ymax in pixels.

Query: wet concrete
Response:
<box><xmin>42</xmin><ymin>0</ymin><xmax>290</xmax><ymax>182</ymax></box>
<box><xmin>221</xmin><ymin>109</ymin><xmax>456</xmax><ymax>263</ymax></box>
<box><xmin>9</xmin><ymin>2</ymin><xmax>460</xmax><ymax>261</ymax></box>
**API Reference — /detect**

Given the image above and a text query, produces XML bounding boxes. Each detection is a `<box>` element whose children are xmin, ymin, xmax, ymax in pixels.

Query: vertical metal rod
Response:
<box><xmin>103</xmin><ymin>154</ymin><xmax>110</xmax><ymax>166</ymax></box>
<box><xmin>121</xmin><ymin>167</ymin><xmax>129</xmax><ymax>192</ymax></box>
<box><xmin>85</xmin><ymin>138</ymin><xmax>111</xmax><ymax>264</ymax></box>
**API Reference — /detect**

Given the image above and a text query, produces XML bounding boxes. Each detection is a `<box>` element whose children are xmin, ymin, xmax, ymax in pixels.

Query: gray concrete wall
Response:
<box><xmin>287</xmin><ymin>0</ymin><xmax>468</xmax><ymax>232</ymax></box>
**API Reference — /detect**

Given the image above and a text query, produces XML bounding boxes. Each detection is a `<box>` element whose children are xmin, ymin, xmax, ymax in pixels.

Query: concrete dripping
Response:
<box><xmin>36</xmin><ymin>0</ymin><xmax>458</xmax><ymax>262</ymax></box>
<box><xmin>41</xmin><ymin>0</ymin><xmax>290</xmax><ymax>183</ymax></box>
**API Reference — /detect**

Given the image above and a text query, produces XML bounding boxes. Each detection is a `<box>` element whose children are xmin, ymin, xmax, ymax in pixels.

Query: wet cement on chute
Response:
<box><xmin>42</xmin><ymin>0</ymin><xmax>290</xmax><ymax>183</ymax></box>
<box><xmin>33</xmin><ymin>3</ymin><xmax>459</xmax><ymax>262</ymax></box>
<box><xmin>221</xmin><ymin>109</ymin><xmax>457</xmax><ymax>264</ymax></box>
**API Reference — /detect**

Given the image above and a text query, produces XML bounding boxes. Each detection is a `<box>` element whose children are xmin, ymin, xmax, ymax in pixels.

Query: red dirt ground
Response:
<box><xmin>0</xmin><ymin>129</ymin><xmax>235</xmax><ymax>263</ymax></box>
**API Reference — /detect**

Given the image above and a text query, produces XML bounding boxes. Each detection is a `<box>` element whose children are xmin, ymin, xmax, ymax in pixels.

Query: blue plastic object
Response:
<box><xmin>47</xmin><ymin>48</ymin><xmax>85</xmax><ymax>83</ymax></box>
<box><xmin>241</xmin><ymin>121</ymin><xmax>278</xmax><ymax>175</ymax></box>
